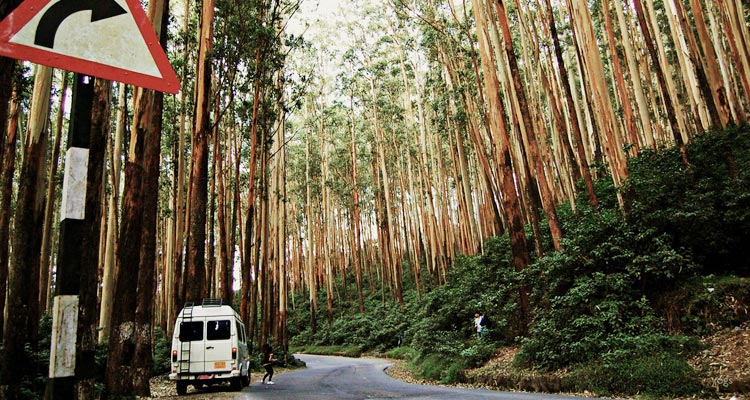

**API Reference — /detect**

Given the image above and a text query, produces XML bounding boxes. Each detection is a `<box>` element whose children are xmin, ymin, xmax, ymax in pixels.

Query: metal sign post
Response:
<box><xmin>45</xmin><ymin>72</ymin><xmax>94</xmax><ymax>399</ymax></box>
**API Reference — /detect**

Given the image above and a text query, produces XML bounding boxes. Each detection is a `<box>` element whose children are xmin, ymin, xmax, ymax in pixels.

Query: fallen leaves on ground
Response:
<box><xmin>688</xmin><ymin>321</ymin><xmax>750</xmax><ymax>397</ymax></box>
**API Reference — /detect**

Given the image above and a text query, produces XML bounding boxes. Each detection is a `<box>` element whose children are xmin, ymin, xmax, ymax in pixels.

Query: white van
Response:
<box><xmin>169</xmin><ymin>299</ymin><xmax>250</xmax><ymax>395</ymax></box>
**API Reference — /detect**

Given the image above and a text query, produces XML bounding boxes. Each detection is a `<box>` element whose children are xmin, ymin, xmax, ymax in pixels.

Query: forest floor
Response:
<box><xmin>385</xmin><ymin>321</ymin><xmax>750</xmax><ymax>400</ymax></box>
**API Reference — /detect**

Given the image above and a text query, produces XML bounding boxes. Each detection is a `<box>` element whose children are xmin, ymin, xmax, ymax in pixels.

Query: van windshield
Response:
<box><xmin>179</xmin><ymin>321</ymin><xmax>203</xmax><ymax>342</ymax></box>
<box><xmin>207</xmin><ymin>320</ymin><xmax>231</xmax><ymax>340</ymax></box>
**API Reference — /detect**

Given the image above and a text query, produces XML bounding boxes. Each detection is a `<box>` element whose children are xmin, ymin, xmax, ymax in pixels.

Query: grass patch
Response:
<box><xmin>385</xmin><ymin>346</ymin><xmax>417</xmax><ymax>360</ymax></box>
<box><xmin>291</xmin><ymin>344</ymin><xmax>362</xmax><ymax>358</ymax></box>
<box><xmin>567</xmin><ymin>351</ymin><xmax>702</xmax><ymax>397</ymax></box>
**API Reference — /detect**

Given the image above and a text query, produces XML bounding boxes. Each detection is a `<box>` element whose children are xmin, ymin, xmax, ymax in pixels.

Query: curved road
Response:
<box><xmin>174</xmin><ymin>354</ymin><xmax>593</xmax><ymax>399</ymax></box>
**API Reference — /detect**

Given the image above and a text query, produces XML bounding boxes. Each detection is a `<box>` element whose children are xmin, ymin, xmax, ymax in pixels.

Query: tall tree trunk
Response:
<box><xmin>76</xmin><ymin>77</ymin><xmax>110</xmax><ymax>400</ymax></box>
<box><xmin>218</xmin><ymin>120</ymin><xmax>232</xmax><ymax>304</ymax></box>
<box><xmin>633</xmin><ymin>0</ymin><xmax>689</xmax><ymax>164</ymax></box>
<box><xmin>495</xmin><ymin>0</ymin><xmax>563</xmax><ymax>251</ymax></box>
<box><xmin>242</xmin><ymin>11</ymin><xmax>271</xmax><ymax>344</ymax></box>
<box><xmin>689</xmin><ymin>0</ymin><xmax>731</xmax><ymax>127</ymax></box>
<box><xmin>0</xmin><ymin>80</ymin><xmax>19</xmax><ymax>341</ymax></box>
<box><xmin>2</xmin><ymin>66</ymin><xmax>53</xmax><ymax>398</ymax></box>
<box><xmin>132</xmin><ymin>0</ymin><xmax>169</xmax><ymax>395</ymax></box>
<box><xmin>470</xmin><ymin>0</ymin><xmax>531</xmax><ymax>332</ymax></box>
<box><xmin>348</xmin><ymin>95</ymin><xmax>364</xmax><ymax>314</ymax></box>
<box><xmin>256</xmin><ymin>140</ymin><xmax>270</xmax><ymax>346</ymax></box>
<box><xmin>613</xmin><ymin>0</ymin><xmax>655</xmax><ymax>148</ymax></box>
<box><xmin>99</xmin><ymin>83</ymin><xmax>127</xmax><ymax>343</ymax></box>
<box><xmin>0</xmin><ymin>14</ymin><xmax>22</xmax><ymax>341</ymax></box>
<box><xmin>304</xmin><ymin>117</ymin><xmax>317</xmax><ymax>333</ymax></box>
<box><xmin>106</xmin><ymin>83</ymin><xmax>149</xmax><ymax>397</ymax></box>
<box><xmin>600</xmin><ymin>0</ymin><xmax>639</xmax><ymax>155</ymax></box>
<box><xmin>714</xmin><ymin>0</ymin><xmax>750</xmax><ymax>111</ymax></box>
<box><xmin>186</xmin><ymin>0</ymin><xmax>216</xmax><ymax>304</ymax></box>
<box><xmin>171</xmin><ymin>0</ymin><xmax>192</xmax><ymax>336</ymax></box>
<box><xmin>207</xmin><ymin>95</ymin><xmax>219</xmax><ymax>297</ymax></box>
<box><xmin>39</xmin><ymin>71</ymin><xmax>68</xmax><ymax>315</ymax></box>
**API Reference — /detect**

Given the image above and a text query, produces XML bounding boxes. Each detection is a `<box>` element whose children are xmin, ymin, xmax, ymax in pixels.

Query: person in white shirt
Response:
<box><xmin>474</xmin><ymin>312</ymin><xmax>485</xmax><ymax>337</ymax></box>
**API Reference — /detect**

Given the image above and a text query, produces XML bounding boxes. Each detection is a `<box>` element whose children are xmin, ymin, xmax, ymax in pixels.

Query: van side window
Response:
<box><xmin>179</xmin><ymin>321</ymin><xmax>203</xmax><ymax>342</ymax></box>
<box><xmin>236</xmin><ymin>321</ymin><xmax>245</xmax><ymax>343</ymax></box>
<box><xmin>207</xmin><ymin>320</ymin><xmax>231</xmax><ymax>340</ymax></box>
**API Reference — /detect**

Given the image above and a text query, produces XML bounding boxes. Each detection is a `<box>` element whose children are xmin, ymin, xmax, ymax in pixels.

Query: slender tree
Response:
<box><xmin>2</xmin><ymin>66</ymin><xmax>53</xmax><ymax>399</ymax></box>
<box><xmin>0</xmin><ymin>80</ymin><xmax>19</xmax><ymax>341</ymax></box>
<box><xmin>39</xmin><ymin>71</ymin><xmax>68</xmax><ymax>314</ymax></box>
<box><xmin>185</xmin><ymin>0</ymin><xmax>216</xmax><ymax>304</ymax></box>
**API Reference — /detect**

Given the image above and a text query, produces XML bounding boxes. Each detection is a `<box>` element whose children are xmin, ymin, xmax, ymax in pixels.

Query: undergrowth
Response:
<box><xmin>289</xmin><ymin>126</ymin><xmax>750</xmax><ymax>398</ymax></box>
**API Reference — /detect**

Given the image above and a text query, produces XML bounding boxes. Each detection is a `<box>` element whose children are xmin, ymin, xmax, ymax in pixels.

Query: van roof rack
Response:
<box><xmin>202</xmin><ymin>298</ymin><xmax>223</xmax><ymax>307</ymax></box>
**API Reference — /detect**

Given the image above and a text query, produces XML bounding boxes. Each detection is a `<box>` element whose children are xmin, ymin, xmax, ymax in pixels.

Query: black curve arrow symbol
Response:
<box><xmin>34</xmin><ymin>0</ymin><xmax>127</xmax><ymax>48</ymax></box>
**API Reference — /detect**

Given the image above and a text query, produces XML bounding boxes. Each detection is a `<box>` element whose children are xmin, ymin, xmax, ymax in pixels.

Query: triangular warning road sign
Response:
<box><xmin>0</xmin><ymin>0</ymin><xmax>180</xmax><ymax>94</ymax></box>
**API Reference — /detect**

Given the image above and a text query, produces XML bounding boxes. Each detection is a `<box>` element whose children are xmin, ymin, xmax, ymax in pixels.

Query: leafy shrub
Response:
<box><xmin>442</xmin><ymin>361</ymin><xmax>467</xmax><ymax>383</ymax></box>
<box><xmin>624</xmin><ymin>127</ymin><xmax>750</xmax><ymax>275</ymax></box>
<box><xmin>459</xmin><ymin>342</ymin><xmax>496</xmax><ymax>368</ymax></box>
<box><xmin>292</xmin><ymin>344</ymin><xmax>362</xmax><ymax>358</ymax></box>
<box><xmin>152</xmin><ymin>327</ymin><xmax>171</xmax><ymax>375</ymax></box>
<box><xmin>657</xmin><ymin>276</ymin><xmax>750</xmax><ymax>334</ymax></box>
<box><xmin>417</xmin><ymin>354</ymin><xmax>453</xmax><ymax>381</ymax></box>
<box><xmin>568</xmin><ymin>349</ymin><xmax>702</xmax><ymax>397</ymax></box>
<box><xmin>408</xmin><ymin>243</ymin><xmax>524</xmax><ymax>349</ymax></box>
<box><xmin>386</xmin><ymin>346</ymin><xmax>417</xmax><ymax>360</ymax></box>
<box><xmin>517</xmin><ymin>206</ymin><xmax>699</xmax><ymax>370</ymax></box>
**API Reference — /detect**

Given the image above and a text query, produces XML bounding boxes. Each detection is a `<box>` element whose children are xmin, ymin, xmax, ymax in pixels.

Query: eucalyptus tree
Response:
<box><xmin>98</xmin><ymin>83</ymin><xmax>127</xmax><ymax>343</ymax></box>
<box><xmin>2</xmin><ymin>66</ymin><xmax>54</xmax><ymax>398</ymax></box>
<box><xmin>338</xmin><ymin>69</ymin><xmax>367</xmax><ymax>312</ymax></box>
<box><xmin>39</xmin><ymin>71</ymin><xmax>68</xmax><ymax>315</ymax></box>
<box><xmin>105</xmin><ymin>0</ymin><xmax>170</xmax><ymax>396</ymax></box>
<box><xmin>184</xmin><ymin>0</ymin><xmax>216</xmax><ymax>305</ymax></box>
<box><xmin>167</xmin><ymin>0</ymin><xmax>198</xmax><ymax>332</ymax></box>
<box><xmin>202</xmin><ymin>0</ymin><xmax>301</xmax><ymax>350</ymax></box>
<box><xmin>540</xmin><ymin>0</ymin><xmax>597</xmax><ymax>207</ymax></box>
<box><xmin>0</xmin><ymin>74</ymin><xmax>19</xmax><ymax>395</ymax></box>
<box><xmin>0</xmin><ymin>77</ymin><xmax>20</xmax><ymax>341</ymax></box>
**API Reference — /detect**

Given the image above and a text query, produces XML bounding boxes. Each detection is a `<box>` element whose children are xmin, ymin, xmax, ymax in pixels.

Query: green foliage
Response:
<box><xmin>152</xmin><ymin>327</ymin><xmax>172</xmax><ymax>375</ymax></box>
<box><xmin>567</xmin><ymin>349</ymin><xmax>702</xmax><ymax>397</ymax></box>
<box><xmin>410</xmin><ymin>243</ymin><xmax>524</xmax><ymax>347</ymax></box>
<box><xmin>623</xmin><ymin>127</ymin><xmax>750</xmax><ymax>275</ymax></box>
<box><xmin>417</xmin><ymin>354</ymin><xmax>453</xmax><ymax>381</ymax></box>
<box><xmin>658</xmin><ymin>275</ymin><xmax>750</xmax><ymax>334</ymax></box>
<box><xmin>291</xmin><ymin>344</ymin><xmax>362</xmax><ymax>358</ymax></box>
<box><xmin>289</xmin><ymin>287</ymin><xmax>412</xmax><ymax>353</ymax></box>
<box><xmin>459</xmin><ymin>342</ymin><xmax>497</xmax><ymax>368</ymax></box>
<box><xmin>385</xmin><ymin>346</ymin><xmax>417</xmax><ymax>360</ymax></box>
<box><xmin>518</xmin><ymin>204</ymin><xmax>699</xmax><ymax>370</ymax></box>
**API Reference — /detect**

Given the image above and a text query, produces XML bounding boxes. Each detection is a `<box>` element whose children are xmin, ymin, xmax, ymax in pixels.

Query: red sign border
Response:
<box><xmin>0</xmin><ymin>0</ymin><xmax>180</xmax><ymax>94</ymax></box>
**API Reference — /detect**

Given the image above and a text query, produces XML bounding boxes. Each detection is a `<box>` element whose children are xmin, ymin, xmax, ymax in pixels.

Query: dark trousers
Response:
<box><xmin>263</xmin><ymin>364</ymin><xmax>274</xmax><ymax>382</ymax></box>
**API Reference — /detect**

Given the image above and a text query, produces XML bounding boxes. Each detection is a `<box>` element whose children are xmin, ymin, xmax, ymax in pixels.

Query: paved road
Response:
<box><xmin>229</xmin><ymin>354</ymin><xmax>590</xmax><ymax>400</ymax></box>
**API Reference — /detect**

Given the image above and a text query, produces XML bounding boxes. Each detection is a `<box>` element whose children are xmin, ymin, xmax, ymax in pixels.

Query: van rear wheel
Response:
<box><xmin>176</xmin><ymin>381</ymin><xmax>188</xmax><ymax>396</ymax></box>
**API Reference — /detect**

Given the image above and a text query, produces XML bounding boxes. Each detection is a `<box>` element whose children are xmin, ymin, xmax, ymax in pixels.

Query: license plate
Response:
<box><xmin>198</xmin><ymin>374</ymin><xmax>213</xmax><ymax>380</ymax></box>
<box><xmin>214</xmin><ymin>361</ymin><xmax>226</xmax><ymax>369</ymax></box>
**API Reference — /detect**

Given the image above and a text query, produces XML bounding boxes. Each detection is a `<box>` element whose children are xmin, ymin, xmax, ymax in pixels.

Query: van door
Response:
<box><xmin>204</xmin><ymin>319</ymin><xmax>233</xmax><ymax>373</ymax></box>
<box><xmin>178</xmin><ymin>319</ymin><xmax>205</xmax><ymax>374</ymax></box>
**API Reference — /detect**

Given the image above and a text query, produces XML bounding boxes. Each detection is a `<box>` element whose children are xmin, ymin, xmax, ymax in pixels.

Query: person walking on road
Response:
<box><xmin>262</xmin><ymin>343</ymin><xmax>276</xmax><ymax>385</ymax></box>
